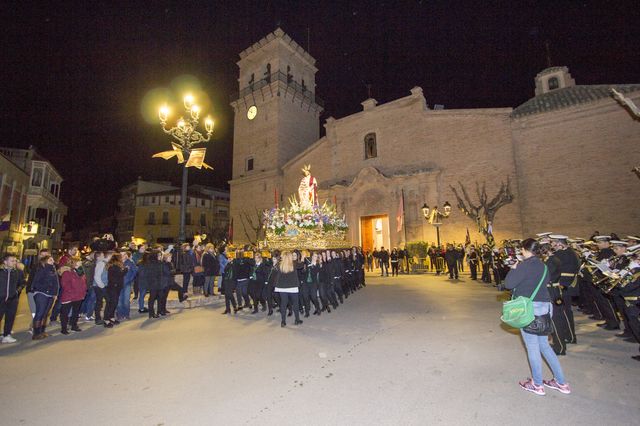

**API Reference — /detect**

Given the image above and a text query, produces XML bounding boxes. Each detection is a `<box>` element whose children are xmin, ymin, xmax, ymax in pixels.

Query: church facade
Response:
<box><xmin>229</xmin><ymin>28</ymin><xmax>640</xmax><ymax>250</ymax></box>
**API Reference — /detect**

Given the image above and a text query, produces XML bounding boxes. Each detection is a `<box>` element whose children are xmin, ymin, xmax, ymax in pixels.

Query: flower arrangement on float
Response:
<box><xmin>263</xmin><ymin>197</ymin><xmax>348</xmax><ymax>238</ymax></box>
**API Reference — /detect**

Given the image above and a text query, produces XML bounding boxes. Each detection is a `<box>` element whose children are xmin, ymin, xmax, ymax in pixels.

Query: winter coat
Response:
<box><xmin>161</xmin><ymin>261</ymin><xmax>175</xmax><ymax>289</ymax></box>
<box><xmin>107</xmin><ymin>264</ymin><xmax>127</xmax><ymax>290</ymax></box>
<box><xmin>139</xmin><ymin>259</ymin><xmax>163</xmax><ymax>291</ymax></box>
<box><xmin>83</xmin><ymin>259</ymin><xmax>96</xmax><ymax>287</ymax></box>
<box><xmin>123</xmin><ymin>259</ymin><xmax>138</xmax><ymax>285</ymax></box>
<box><xmin>32</xmin><ymin>264</ymin><xmax>59</xmax><ymax>296</ymax></box>
<box><xmin>218</xmin><ymin>253</ymin><xmax>228</xmax><ymax>276</ymax></box>
<box><xmin>0</xmin><ymin>266</ymin><xmax>21</xmax><ymax>301</ymax></box>
<box><xmin>202</xmin><ymin>252</ymin><xmax>219</xmax><ymax>277</ymax></box>
<box><xmin>178</xmin><ymin>250</ymin><xmax>195</xmax><ymax>274</ymax></box>
<box><xmin>59</xmin><ymin>267</ymin><xmax>87</xmax><ymax>303</ymax></box>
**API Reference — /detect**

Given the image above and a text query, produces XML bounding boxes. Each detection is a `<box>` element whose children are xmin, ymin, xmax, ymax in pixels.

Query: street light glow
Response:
<box><xmin>184</xmin><ymin>94</ymin><xmax>195</xmax><ymax>109</ymax></box>
<box><xmin>159</xmin><ymin>105</ymin><xmax>170</xmax><ymax>122</ymax></box>
<box><xmin>191</xmin><ymin>104</ymin><xmax>201</xmax><ymax>119</ymax></box>
<box><xmin>205</xmin><ymin>117</ymin><xmax>214</xmax><ymax>133</ymax></box>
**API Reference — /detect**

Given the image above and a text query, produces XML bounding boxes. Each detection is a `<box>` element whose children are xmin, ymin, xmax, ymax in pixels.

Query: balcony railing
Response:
<box><xmin>230</xmin><ymin>71</ymin><xmax>324</xmax><ymax>108</ymax></box>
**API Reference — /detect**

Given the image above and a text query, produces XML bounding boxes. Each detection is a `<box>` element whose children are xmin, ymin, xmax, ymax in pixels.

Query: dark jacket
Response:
<box><xmin>161</xmin><ymin>261</ymin><xmax>175</xmax><ymax>288</ymax></box>
<box><xmin>107</xmin><ymin>264</ymin><xmax>127</xmax><ymax>290</ymax></box>
<box><xmin>504</xmin><ymin>256</ymin><xmax>551</xmax><ymax>303</ymax></box>
<box><xmin>139</xmin><ymin>259</ymin><xmax>163</xmax><ymax>291</ymax></box>
<box><xmin>276</xmin><ymin>269</ymin><xmax>299</xmax><ymax>290</ymax></box>
<box><xmin>252</xmin><ymin>262</ymin><xmax>270</xmax><ymax>285</ymax></box>
<box><xmin>178</xmin><ymin>250</ymin><xmax>195</xmax><ymax>273</ymax></box>
<box><xmin>444</xmin><ymin>249</ymin><xmax>458</xmax><ymax>264</ymax></box>
<box><xmin>83</xmin><ymin>259</ymin><xmax>96</xmax><ymax>287</ymax></box>
<box><xmin>32</xmin><ymin>264</ymin><xmax>59</xmax><ymax>296</ymax></box>
<box><xmin>26</xmin><ymin>261</ymin><xmax>44</xmax><ymax>293</ymax></box>
<box><xmin>234</xmin><ymin>258</ymin><xmax>253</xmax><ymax>281</ymax></box>
<box><xmin>202</xmin><ymin>252</ymin><xmax>219</xmax><ymax>276</ymax></box>
<box><xmin>0</xmin><ymin>266</ymin><xmax>21</xmax><ymax>301</ymax></box>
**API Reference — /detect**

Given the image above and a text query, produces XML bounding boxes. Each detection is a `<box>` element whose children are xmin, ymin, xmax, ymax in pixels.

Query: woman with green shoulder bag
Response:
<box><xmin>504</xmin><ymin>238</ymin><xmax>571</xmax><ymax>396</ymax></box>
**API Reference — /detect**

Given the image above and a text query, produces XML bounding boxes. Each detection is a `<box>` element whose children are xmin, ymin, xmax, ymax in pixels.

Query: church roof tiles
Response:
<box><xmin>511</xmin><ymin>84</ymin><xmax>640</xmax><ymax>118</ymax></box>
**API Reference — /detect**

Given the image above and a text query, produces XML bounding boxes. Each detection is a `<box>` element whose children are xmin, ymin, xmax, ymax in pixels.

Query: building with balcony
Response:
<box><xmin>0</xmin><ymin>152</ymin><xmax>29</xmax><ymax>256</ymax></box>
<box><xmin>115</xmin><ymin>178</ymin><xmax>178</xmax><ymax>243</ymax></box>
<box><xmin>0</xmin><ymin>146</ymin><xmax>67</xmax><ymax>252</ymax></box>
<box><xmin>131</xmin><ymin>185</ymin><xmax>229</xmax><ymax>245</ymax></box>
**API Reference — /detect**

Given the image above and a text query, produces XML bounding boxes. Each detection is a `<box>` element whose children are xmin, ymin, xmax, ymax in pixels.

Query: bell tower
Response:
<box><xmin>229</xmin><ymin>28</ymin><xmax>323</xmax><ymax>244</ymax></box>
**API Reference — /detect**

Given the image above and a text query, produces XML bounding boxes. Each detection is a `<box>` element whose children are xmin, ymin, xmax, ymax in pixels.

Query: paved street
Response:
<box><xmin>1</xmin><ymin>272</ymin><xmax>639</xmax><ymax>425</ymax></box>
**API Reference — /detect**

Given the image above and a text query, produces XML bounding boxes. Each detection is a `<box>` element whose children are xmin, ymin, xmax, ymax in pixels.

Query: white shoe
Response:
<box><xmin>2</xmin><ymin>335</ymin><xmax>17</xmax><ymax>344</ymax></box>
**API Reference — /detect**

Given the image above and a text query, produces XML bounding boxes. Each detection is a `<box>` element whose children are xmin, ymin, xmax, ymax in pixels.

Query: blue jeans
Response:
<box><xmin>81</xmin><ymin>286</ymin><xmax>96</xmax><ymax>317</ymax></box>
<box><xmin>204</xmin><ymin>276</ymin><xmax>215</xmax><ymax>295</ymax></box>
<box><xmin>116</xmin><ymin>282</ymin><xmax>132</xmax><ymax>319</ymax></box>
<box><xmin>520</xmin><ymin>302</ymin><xmax>566</xmax><ymax>386</ymax></box>
<box><xmin>34</xmin><ymin>293</ymin><xmax>54</xmax><ymax>322</ymax></box>
<box><xmin>138</xmin><ymin>282</ymin><xmax>147</xmax><ymax>311</ymax></box>
<box><xmin>217</xmin><ymin>275</ymin><xmax>223</xmax><ymax>290</ymax></box>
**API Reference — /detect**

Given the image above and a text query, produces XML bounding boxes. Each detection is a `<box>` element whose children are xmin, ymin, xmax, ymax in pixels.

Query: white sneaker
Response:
<box><xmin>84</xmin><ymin>315</ymin><xmax>94</xmax><ymax>321</ymax></box>
<box><xmin>2</xmin><ymin>335</ymin><xmax>17</xmax><ymax>344</ymax></box>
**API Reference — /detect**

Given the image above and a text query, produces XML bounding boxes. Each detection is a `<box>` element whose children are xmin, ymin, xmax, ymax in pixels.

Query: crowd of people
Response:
<box><xmin>0</xmin><ymin>236</ymin><xmax>368</xmax><ymax>341</ymax></box>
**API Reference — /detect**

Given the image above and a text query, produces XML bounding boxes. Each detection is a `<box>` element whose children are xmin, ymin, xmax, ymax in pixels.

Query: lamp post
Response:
<box><xmin>158</xmin><ymin>94</ymin><xmax>214</xmax><ymax>243</ymax></box>
<box><xmin>421</xmin><ymin>201</ymin><xmax>452</xmax><ymax>247</ymax></box>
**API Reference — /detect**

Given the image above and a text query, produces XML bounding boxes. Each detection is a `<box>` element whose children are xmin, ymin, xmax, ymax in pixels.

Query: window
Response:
<box><xmin>265</xmin><ymin>63</ymin><xmax>271</xmax><ymax>83</ymax></box>
<box><xmin>246</xmin><ymin>157</ymin><xmax>254</xmax><ymax>172</ymax></box>
<box><xmin>548</xmin><ymin>77</ymin><xmax>559</xmax><ymax>91</ymax></box>
<box><xmin>185</xmin><ymin>212</ymin><xmax>192</xmax><ymax>225</ymax></box>
<box><xmin>31</xmin><ymin>168</ymin><xmax>43</xmax><ymax>187</ymax></box>
<box><xmin>200</xmin><ymin>213</ymin><xmax>206</xmax><ymax>226</ymax></box>
<box><xmin>364</xmin><ymin>133</ymin><xmax>377</xmax><ymax>159</ymax></box>
<box><xmin>147</xmin><ymin>211</ymin><xmax>156</xmax><ymax>225</ymax></box>
<box><xmin>151</xmin><ymin>196</ymin><xmax>156</xmax><ymax>204</ymax></box>
<box><xmin>165</xmin><ymin>196</ymin><xmax>169</xmax><ymax>203</ymax></box>
<box><xmin>161</xmin><ymin>211</ymin><xmax>169</xmax><ymax>225</ymax></box>
<box><xmin>200</xmin><ymin>199</ymin><xmax>205</xmax><ymax>207</ymax></box>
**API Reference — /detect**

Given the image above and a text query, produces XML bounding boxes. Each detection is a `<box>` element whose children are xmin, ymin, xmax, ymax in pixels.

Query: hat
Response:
<box><xmin>610</xmin><ymin>240</ymin><xmax>629</xmax><ymax>246</ymax></box>
<box><xmin>549</xmin><ymin>234</ymin><xmax>568</xmax><ymax>241</ymax></box>
<box><xmin>627</xmin><ymin>235</ymin><xmax>640</xmax><ymax>242</ymax></box>
<box><xmin>536</xmin><ymin>232</ymin><xmax>552</xmax><ymax>238</ymax></box>
<box><xmin>593</xmin><ymin>235</ymin><xmax>611</xmax><ymax>242</ymax></box>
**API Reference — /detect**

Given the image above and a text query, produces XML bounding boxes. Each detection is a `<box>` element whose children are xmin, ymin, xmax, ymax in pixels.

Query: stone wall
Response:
<box><xmin>512</xmin><ymin>92</ymin><xmax>640</xmax><ymax>237</ymax></box>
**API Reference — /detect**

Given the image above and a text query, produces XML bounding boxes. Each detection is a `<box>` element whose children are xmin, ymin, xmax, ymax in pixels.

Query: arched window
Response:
<box><xmin>265</xmin><ymin>63</ymin><xmax>271</xmax><ymax>83</ymax></box>
<box><xmin>548</xmin><ymin>77</ymin><xmax>559</xmax><ymax>91</ymax></box>
<box><xmin>364</xmin><ymin>133</ymin><xmax>377</xmax><ymax>159</ymax></box>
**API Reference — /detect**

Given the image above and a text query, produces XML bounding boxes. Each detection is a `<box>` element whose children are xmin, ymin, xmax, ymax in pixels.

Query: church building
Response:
<box><xmin>229</xmin><ymin>28</ymin><xmax>640</xmax><ymax>250</ymax></box>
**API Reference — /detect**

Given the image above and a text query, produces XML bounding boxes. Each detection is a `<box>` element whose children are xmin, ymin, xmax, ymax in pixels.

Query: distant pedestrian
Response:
<box><xmin>31</xmin><ymin>256</ymin><xmax>59</xmax><ymax>340</ymax></box>
<box><xmin>58</xmin><ymin>258</ymin><xmax>87</xmax><ymax>334</ymax></box>
<box><xmin>1</xmin><ymin>253</ymin><xmax>23</xmax><ymax>343</ymax></box>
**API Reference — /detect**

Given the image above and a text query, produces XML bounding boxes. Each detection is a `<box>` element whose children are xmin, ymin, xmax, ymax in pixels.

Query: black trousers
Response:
<box><xmin>612</xmin><ymin>292</ymin><xmax>632</xmax><ymax>334</ymax></box>
<box><xmin>262</xmin><ymin>284</ymin><xmax>274</xmax><ymax>312</ymax></box>
<box><xmin>224</xmin><ymin>280</ymin><xmax>237</xmax><ymax>311</ymax></box>
<box><xmin>593</xmin><ymin>287</ymin><xmax>619</xmax><ymax>328</ymax></box>
<box><xmin>481</xmin><ymin>264</ymin><xmax>491</xmax><ymax>283</ymax></box>
<box><xmin>301</xmin><ymin>282</ymin><xmax>320</xmax><ymax>314</ymax></box>
<box><xmin>548</xmin><ymin>287</ymin><xmax>569</xmax><ymax>354</ymax></box>
<box><xmin>623</xmin><ymin>303</ymin><xmax>640</xmax><ymax>345</ymax></box>
<box><xmin>562</xmin><ymin>290</ymin><xmax>576</xmax><ymax>343</ymax></box>
<box><xmin>332</xmin><ymin>278</ymin><xmax>344</xmax><ymax>303</ymax></box>
<box><xmin>0</xmin><ymin>295</ymin><xmax>19</xmax><ymax>336</ymax></box>
<box><xmin>94</xmin><ymin>286</ymin><xmax>108</xmax><ymax>322</ymax></box>
<box><xmin>447</xmin><ymin>261</ymin><xmax>458</xmax><ymax>279</ymax></box>
<box><xmin>249</xmin><ymin>279</ymin><xmax>263</xmax><ymax>309</ymax></box>
<box><xmin>60</xmin><ymin>300</ymin><xmax>82</xmax><ymax>331</ymax></box>
<box><xmin>391</xmin><ymin>262</ymin><xmax>399</xmax><ymax>276</ymax></box>
<box><xmin>469</xmin><ymin>262</ymin><xmax>478</xmax><ymax>280</ymax></box>
<box><xmin>380</xmin><ymin>262</ymin><xmax>388</xmax><ymax>276</ymax></box>
<box><xmin>104</xmin><ymin>285</ymin><xmax>120</xmax><ymax>321</ymax></box>
<box><xmin>279</xmin><ymin>292</ymin><xmax>300</xmax><ymax>323</ymax></box>
<box><xmin>148</xmin><ymin>289</ymin><xmax>162</xmax><ymax>316</ymax></box>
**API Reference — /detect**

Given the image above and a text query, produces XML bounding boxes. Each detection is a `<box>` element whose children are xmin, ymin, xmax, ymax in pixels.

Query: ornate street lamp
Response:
<box><xmin>421</xmin><ymin>201</ymin><xmax>452</xmax><ymax>247</ymax></box>
<box><xmin>156</xmin><ymin>94</ymin><xmax>215</xmax><ymax>243</ymax></box>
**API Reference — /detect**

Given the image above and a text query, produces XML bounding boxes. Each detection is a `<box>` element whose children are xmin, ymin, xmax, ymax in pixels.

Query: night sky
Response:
<box><xmin>2</xmin><ymin>1</ymin><xmax>639</xmax><ymax>231</ymax></box>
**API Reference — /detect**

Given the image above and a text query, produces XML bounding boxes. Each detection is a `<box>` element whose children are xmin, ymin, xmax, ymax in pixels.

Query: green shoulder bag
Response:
<box><xmin>501</xmin><ymin>265</ymin><xmax>548</xmax><ymax>328</ymax></box>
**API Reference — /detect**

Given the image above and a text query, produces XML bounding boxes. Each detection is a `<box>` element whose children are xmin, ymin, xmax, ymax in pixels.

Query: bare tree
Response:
<box><xmin>239</xmin><ymin>208</ymin><xmax>265</xmax><ymax>246</ymax></box>
<box><xmin>611</xmin><ymin>88</ymin><xmax>640</xmax><ymax>180</ymax></box>
<box><xmin>450</xmin><ymin>178</ymin><xmax>514</xmax><ymax>247</ymax></box>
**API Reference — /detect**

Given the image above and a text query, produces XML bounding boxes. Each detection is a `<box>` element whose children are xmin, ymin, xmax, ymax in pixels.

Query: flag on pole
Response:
<box><xmin>465</xmin><ymin>228</ymin><xmax>471</xmax><ymax>246</ymax></box>
<box><xmin>228</xmin><ymin>218</ymin><xmax>233</xmax><ymax>244</ymax></box>
<box><xmin>396</xmin><ymin>190</ymin><xmax>404</xmax><ymax>233</ymax></box>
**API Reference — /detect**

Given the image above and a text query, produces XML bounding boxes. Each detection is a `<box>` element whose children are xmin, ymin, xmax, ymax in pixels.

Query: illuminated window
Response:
<box><xmin>548</xmin><ymin>77</ymin><xmax>559</xmax><ymax>91</ymax></box>
<box><xmin>364</xmin><ymin>133</ymin><xmax>377</xmax><ymax>159</ymax></box>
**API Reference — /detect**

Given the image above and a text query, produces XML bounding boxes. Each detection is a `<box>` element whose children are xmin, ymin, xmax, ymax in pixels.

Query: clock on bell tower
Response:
<box><xmin>229</xmin><ymin>28</ymin><xmax>324</xmax><ymax>244</ymax></box>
